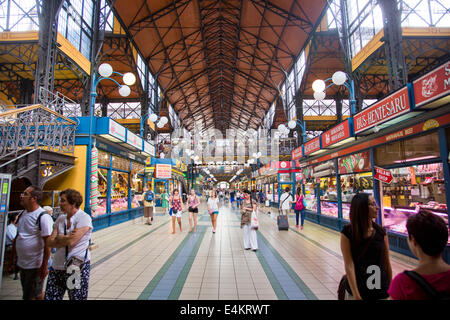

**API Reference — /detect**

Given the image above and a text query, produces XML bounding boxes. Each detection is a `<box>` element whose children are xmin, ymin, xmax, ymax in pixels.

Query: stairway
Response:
<box><xmin>0</xmin><ymin>104</ymin><xmax>77</xmax><ymax>188</ymax></box>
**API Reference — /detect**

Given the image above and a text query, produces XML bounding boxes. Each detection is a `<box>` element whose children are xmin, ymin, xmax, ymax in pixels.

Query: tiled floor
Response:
<box><xmin>0</xmin><ymin>201</ymin><xmax>417</xmax><ymax>300</ymax></box>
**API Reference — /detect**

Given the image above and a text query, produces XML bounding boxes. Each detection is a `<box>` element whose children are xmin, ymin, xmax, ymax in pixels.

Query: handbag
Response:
<box><xmin>251</xmin><ymin>208</ymin><xmax>259</xmax><ymax>230</ymax></box>
<box><xmin>63</xmin><ymin>221</ymin><xmax>88</xmax><ymax>271</ymax></box>
<box><xmin>337</xmin><ymin>231</ymin><xmax>376</xmax><ymax>300</ymax></box>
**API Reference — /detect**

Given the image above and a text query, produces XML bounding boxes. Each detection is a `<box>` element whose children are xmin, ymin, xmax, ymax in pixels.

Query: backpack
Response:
<box><xmin>145</xmin><ymin>191</ymin><xmax>154</xmax><ymax>202</ymax></box>
<box><xmin>17</xmin><ymin>210</ymin><xmax>51</xmax><ymax>231</ymax></box>
<box><xmin>294</xmin><ymin>195</ymin><xmax>304</xmax><ymax>211</ymax></box>
<box><xmin>404</xmin><ymin>270</ymin><xmax>450</xmax><ymax>300</ymax></box>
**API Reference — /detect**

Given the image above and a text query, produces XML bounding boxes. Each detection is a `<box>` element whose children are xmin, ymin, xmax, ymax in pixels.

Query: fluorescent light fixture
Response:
<box><xmin>394</xmin><ymin>155</ymin><xmax>438</xmax><ymax>163</ymax></box>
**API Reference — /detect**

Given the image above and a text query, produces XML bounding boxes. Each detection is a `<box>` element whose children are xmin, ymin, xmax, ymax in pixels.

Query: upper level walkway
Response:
<box><xmin>0</xmin><ymin>200</ymin><xmax>417</xmax><ymax>300</ymax></box>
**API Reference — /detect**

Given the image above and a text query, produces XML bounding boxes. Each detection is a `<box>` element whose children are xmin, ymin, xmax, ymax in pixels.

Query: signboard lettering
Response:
<box><xmin>322</xmin><ymin>120</ymin><xmax>352</xmax><ymax>148</ymax></box>
<box><xmin>413</xmin><ymin>62</ymin><xmax>450</xmax><ymax>108</ymax></box>
<box><xmin>304</xmin><ymin>136</ymin><xmax>321</xmax><ymax>155</ymax></box>
<box><xmin>354</xmin><ymin>87</ymin><xmax>410</xmax><ymax>133</ymax></box>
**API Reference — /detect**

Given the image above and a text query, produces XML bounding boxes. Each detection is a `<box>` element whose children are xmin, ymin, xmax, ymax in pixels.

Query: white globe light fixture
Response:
<box><xmin>332</xmin><ymin>71</ymin><xmax>347</xmax><ymax>86</ymax></box>
<box><xmin>288</xmin><ymin>120</ymin><xmax>297</xmax><ymax>129</ymax></box>
<box><xmin>277</xmin><ymin>124</ymin><xmax>286</xmax><ymax>132</ymax></box>
<box><xmin>118</xmin><ymin>85</ymin><xmax>131</xmax><ymax>97</ymax></box>
<box><xmin>257</xmin><ymin>151</ymin><xmax>262</xmax><ymax>158</ymax></box>
<box><xmin>314</xmin><ymin>91</ymin><xmax>326</xmax><ymax>101</ymax></box>
<box><xmin>149</xmin><ymin>113</ymin><xmax>158</xmax><ymax>123</ymax></box>
<box><xmin>312</xmin><ymin>79</ymin><xmax>326</xmax><ymax>93</ymax></box>
<box><xmin>157</xmin><ymin>121</ymin><xmax>165</xmax><ymax>128</ymax></box>
<box><xmin>98</xmin><ymin>63</ymin><xmax>113</xmax><ymax>78</ymax></box>
<box><xmin>160</xmin><ymin>116</ymin><xmax>168</xmax><ymax>125</ymax></box>
<box><xmin>123</xmin><ymin>72</ymin><xmax>136</xmax><ymax>86</ymax></box>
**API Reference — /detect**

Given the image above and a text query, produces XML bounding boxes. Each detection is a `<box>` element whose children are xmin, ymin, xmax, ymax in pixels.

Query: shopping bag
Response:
<box><xmin>251</xmin><ymin>210</ymin><xmax>259</xmax><ymax>230</ymax></box>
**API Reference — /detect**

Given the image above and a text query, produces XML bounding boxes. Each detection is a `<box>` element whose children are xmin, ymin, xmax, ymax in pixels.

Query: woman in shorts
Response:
<box><xmin>187</xmin><ymin>189</ymin><xmax>200</xmax><ymax>233</ymax></box>
<box><xmin>169</xmin><ymin>189</ymin><xmax>184</xmax><ymax>234</ymax></box>
<box><xmin>207</xmin><ymin>190</ymin><xmax>220</xmax><ymax>233</ymax></box>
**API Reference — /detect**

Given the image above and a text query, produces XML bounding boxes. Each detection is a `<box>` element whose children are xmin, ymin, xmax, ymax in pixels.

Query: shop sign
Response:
<box><xmin>413</xmin><ymin>62</ymin><xmax>450</xmax><ymax>108</ymax></box>
<box><xmin>321</xmin><ymin>119</ymin><xmax>352</xmax><ymax>148</ymax></box>
<box><xmin>127</xmin><ymin>131</ymin><xmax>142</xmax><ymax>150</ymax></box>
<box><xmin>374</xmin><ymin>166</ymin><xmax>393</xmax><ymax>184</ymax></box>
<box><xmin>278</xmin><ymin>161</ymin><xmax>291</xmax><ymax>169</ymax></box>
<box><xmin>354</xmin><ymin>87</ymin><xmax>410</xmax><ymax>134</ymax></box>
<box><xmin>143</xmin><ymin>141</ymin><xmax>155</xmax><ymax>156</ymax></box>
<box><xmin>291</xmin><ymin>145</ymin><xmax>303</xmax><ymax>160</ymax></box>
<box><xmin>155</xmin><ymin>164</ymin><xmax>171</xmax><ymax>179</ymax></box>
<box><xmin>109</xmin><ymin>119</ymin><xmax>126</xmax><ymax>141</ymax></box>
<box><xmin>338</xmin><ymin>152</ymin><xmax>371</xmax><ymax>174</ymax></box>
<box><xmin>304</xmin><ymin>136</ymin><xmax>321</xmax><ymax>155</ymax></box>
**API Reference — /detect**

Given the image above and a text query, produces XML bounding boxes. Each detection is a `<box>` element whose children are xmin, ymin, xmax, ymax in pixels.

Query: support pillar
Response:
<box><xmin>379</xmin><ymin>0</ymin><xmax>408</xmax><ymax>91</ymax></box>
<box><xmin>34</xmin><ymin>0</ymin><xmax>63</xmax><ymax>104</ymax></box>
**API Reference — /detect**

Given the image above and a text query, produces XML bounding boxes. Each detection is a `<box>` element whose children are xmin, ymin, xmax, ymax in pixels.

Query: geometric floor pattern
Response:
<box><xmin>0</xmin><ymin>201</ymin><xmax>418</xmax><ymax>300</ymax></box>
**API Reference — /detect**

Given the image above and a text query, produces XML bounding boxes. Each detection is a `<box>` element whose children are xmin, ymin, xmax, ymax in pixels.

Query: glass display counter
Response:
<box><xmin>380</xmin><ymin>163</ymin><xmax>449</xmax><ymax>243</ymax></box>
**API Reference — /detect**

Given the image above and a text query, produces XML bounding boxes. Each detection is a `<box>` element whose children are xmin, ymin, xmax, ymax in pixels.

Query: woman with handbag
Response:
<box><xmin>240</xmin><ymin>189</ymin><xmax>258</xmax><ymax>251</ymax></box>
<box><xmin>290</xmin><ymin>188</ymin><xmax>306</xmax><ymax>230</ymax></box>
<box><xmin>339</xmin><ymin>193</ymin><xmax>392</xmax><ymax>300</ymax></box>
<box><xmin>207</xmin><ymin>190</ymin><xmax>219</xmax><ymax>233</ymax></box>
<box><xmin>45</xmin><ymin>189</ymin><xmax>93</xmax><ymax>300</ymax></box>
<box><xmin>169</xmin><ymin>189</ymin><xmax>184</xmax><ymax>234</ymax></box>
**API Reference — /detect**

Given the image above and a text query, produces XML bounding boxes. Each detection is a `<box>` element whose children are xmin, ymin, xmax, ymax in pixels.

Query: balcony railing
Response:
<box><xmin>0</xmin><ymin>104</ymin><xmax>78</xmax><ymax>157</ymax></box>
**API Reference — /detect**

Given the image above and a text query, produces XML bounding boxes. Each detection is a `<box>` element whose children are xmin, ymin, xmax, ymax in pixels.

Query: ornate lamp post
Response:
<box><xmin>86</xmin><ymin>63</ymin><xmax>136</xmax><ymax>215</ymax></box>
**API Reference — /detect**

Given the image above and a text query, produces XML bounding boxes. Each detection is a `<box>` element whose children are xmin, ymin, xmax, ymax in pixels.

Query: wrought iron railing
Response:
<box><xmin>38</xmin><ymin>87</ymin><xmax>82</xmax><ymax>118</ymax></box>
<box><xmin>0</xmin><ymin>104</ymin><xmax>78</xmax><ymax>157</ymax></box>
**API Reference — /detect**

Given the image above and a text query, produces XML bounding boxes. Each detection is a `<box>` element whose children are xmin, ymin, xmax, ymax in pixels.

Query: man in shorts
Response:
<box><xmin>14</xmin><ymin>186</ymin><xmax>53</xmax><ymax>300</ymax></box>
<box><xmin>143</xmin><ymin>186</ymin><xmax>155</xmax><ymax>225</ymax></box>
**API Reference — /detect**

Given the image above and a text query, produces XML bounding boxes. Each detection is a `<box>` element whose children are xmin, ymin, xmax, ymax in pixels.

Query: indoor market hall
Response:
<box><xmin>1</xmin><ymin>201</ymin><xmax>417</xmax><ymax>300</ymax></box>
<box><xmin>1</xmin><ymin>0</ymin><xmax>449</xmax><ymax>305</ymax></box>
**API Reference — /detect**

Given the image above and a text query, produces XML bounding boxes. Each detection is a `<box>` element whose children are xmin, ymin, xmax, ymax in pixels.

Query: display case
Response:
<box><xmin>93</xmin><ymin>168</ymin><xmax>108</xmax><ymax>217</ymax></box>
<box><xmin>304</xmin><ymin>182</ymin><xmax>317</xmax><ymax>212</ymax></box>
<box><xmin>379</xmin><ymin>163</ymin><xmax>448</xmax><ymax>243</ymax></box>
<box><xmin>319</xmin><ymin>176</ymin><xmax>338</xmax><ymax>218</ymax></box>
<box><xmin>111</xmin><ymin>171</ymin><xmax>129</xmax><ymax>212</ymax></box>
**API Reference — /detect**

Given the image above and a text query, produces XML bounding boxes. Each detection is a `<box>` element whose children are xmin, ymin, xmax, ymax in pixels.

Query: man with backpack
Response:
<box><xmin>143</xmin><ymin>186</ymin><xmax>155</xmax><ymax>225</ymax></box>
<box><xmin>14</xmin><ymin>185</ymin><xmax>53</xmax><ymax>300</ymax></box>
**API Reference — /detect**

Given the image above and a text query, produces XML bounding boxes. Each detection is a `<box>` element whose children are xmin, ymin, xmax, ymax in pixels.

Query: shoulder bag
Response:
<box><xmin>403</xmin><ymin>270</ymin><xmax>450</xmax><ymax>300</ymax></box>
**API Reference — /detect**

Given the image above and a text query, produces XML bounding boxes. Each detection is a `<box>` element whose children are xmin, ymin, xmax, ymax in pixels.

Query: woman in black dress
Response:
<box><xmin>340</xmin><ymin>193</ymin><xmax>392</xmax><ymax>300</ymax></box>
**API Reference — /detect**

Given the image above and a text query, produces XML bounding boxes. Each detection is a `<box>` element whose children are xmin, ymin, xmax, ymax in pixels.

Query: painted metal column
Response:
<box><xmin>316</xmin><ymin>183</ymin><xmax>321</xmax><ymax>224</ymax></box>
<box><xmin>438</xmin><ymin>128</ymin><xmax>450</xmax><ymax>224</ymax></box>
<box><xmin>335</xmin><ymin>158</ymin><xmax>342</xmax><ymax>230</ymax></box>
<box><xmin>107</xmin><ymin>154</ymin><xmax>112</xmax><ymax>226</ymax></box>
<box><xmin>128</xmin><ymin>160</ymin><xmax>132</xmax><ymax>212</ymax></box>
<box><xmin>370</xmin><ymin>148</ymin><xmax>382</xmax><ymax>226</ymax></box>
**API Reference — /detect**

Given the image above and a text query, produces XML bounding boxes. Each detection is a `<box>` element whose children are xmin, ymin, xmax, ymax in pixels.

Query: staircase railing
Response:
<box><xmin>0</xmin><ymin>104</ymin><xmax>78</xmax><ymax>157</ymax></box>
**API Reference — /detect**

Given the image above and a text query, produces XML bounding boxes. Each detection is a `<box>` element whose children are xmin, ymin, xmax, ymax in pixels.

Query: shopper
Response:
<box><xmin>236</xmin><ymin>190</ymin><xmax>241</xmax><ymax>209</ymax></box>
<box><xmin>230</xmin><ymin>189</ymin><xmax>235</xmax><ymax>207</ymax></box>
<box><xmin>340</xmin><ymin>193</ymin><xmax>392</xmax><ymax>300</ymax></box>
<box><xmin>291</xmin><ymin>188</ymin><xmax>306</xmax><ymax>230</ymax></box>
<box><xmin>207</xmin><ymin>190</ymin><xmax>220</xmax><ymax>233</ymax></box>
<box><xmin>240</xmin><ymin>189</ymin><xmax>258</xmax><ymax>251</ymax></box>
<box><xmin>388</xmin><ymin>210</ymin><xmax>450</xmax><ymax>300</ymax></box>
<box><xmin>188</xmin><ymin>189</ymin><xmax>200</xmax><ymax>233</ymax></box>
<box><xmin>160</xmin><ymin>188</ymin><xmax>169</xmax><ymax>215</ymax></box>
<box><xmin>5</xmin><ymin>212</ymin><xmax>19</xmax><ymax>280</ymax></box>
<box><xmin>15</xmin><ymin>186</ymin><xmax>53</xmax><ymax>300</ymax></box>
<box><xmin>143</xmin><ymin>186</ymin><xmax>155</xmax><ymax>225</ymax></box>
<box><xmin>42</xmin><ymin>206</ymin><xmax>56</xmax><ymax>269</ymax></box>
<box><xmin>169</xmin><ymin>189</ymin><xmax>184</xmax><ymax>234</ymax></box>
<box><xmin>44</xmin><ymin>189</ymin><xmax>93</xmax><ymax>300</ymax></box>
<box><xmin>279</xmin><ymin>187</ymin><xmax>291</xmax><ymax>217</ymax></box>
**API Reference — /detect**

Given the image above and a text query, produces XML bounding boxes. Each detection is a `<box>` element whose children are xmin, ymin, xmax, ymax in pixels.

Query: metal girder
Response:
<box><xmin>34</xmin><ymin>0</ymin><xmax>63</xmax><ymax>104</ymax></box>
